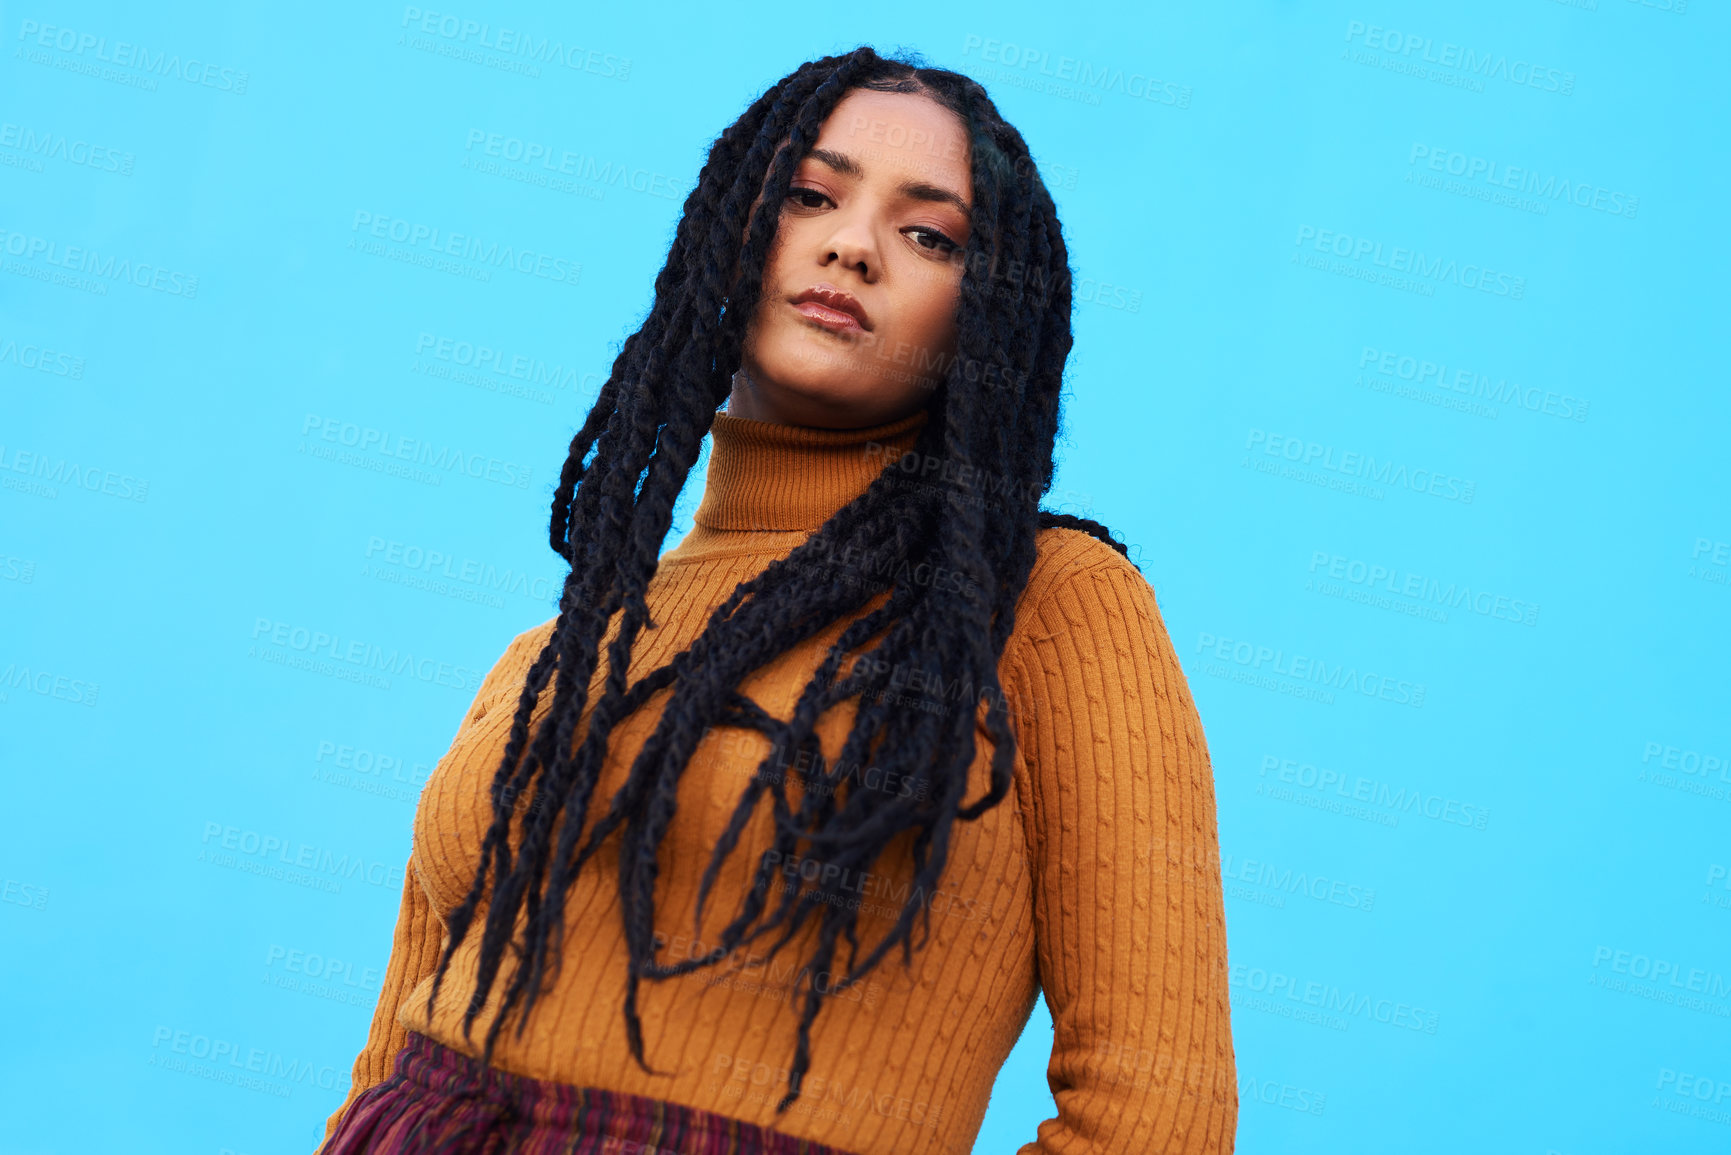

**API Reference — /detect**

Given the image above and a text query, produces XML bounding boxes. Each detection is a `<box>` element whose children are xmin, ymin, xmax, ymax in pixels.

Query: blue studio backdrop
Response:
<box><xmin>3</xmin><ymin>2</ymin><xmax>1727</xmax><ymax>1153</ymax></box>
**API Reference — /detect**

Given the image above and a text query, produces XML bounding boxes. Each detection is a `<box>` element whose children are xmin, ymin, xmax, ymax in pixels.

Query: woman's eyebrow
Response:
<box><xmin>899</xmin><ymin>180</ymin><xmax>972</xmax><ymax>220</ymax></box>
<box><xmin>807</xmin><ymin>147</ymin><xmax>972</xmax><ymax>220</ymax></box>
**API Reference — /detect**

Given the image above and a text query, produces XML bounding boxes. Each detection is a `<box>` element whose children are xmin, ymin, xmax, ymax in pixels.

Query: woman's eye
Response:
<box><xmin>907</xmin><ymin>227</ymin><xmax>960</xmax><ymax>254</ymax></box>
<box><xmin>786</xmin><ymin>187</ymin><xmax>829</xmax><ymax>210</ymax></box>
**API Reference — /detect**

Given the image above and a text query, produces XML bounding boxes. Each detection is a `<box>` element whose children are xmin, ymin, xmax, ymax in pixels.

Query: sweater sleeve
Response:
<box><xmin>1006</xmin><ymin>550</ymin><xmax>1237</xmax><ymax>1154</ymax></box>
<box><xmin>317</xmin><ymin>620</ymin><xmax>555</xmax><ymax>1149</ymax></box>
<box><xmin>317</xmin><ymin>852</ymin><xmax>445</xmax><ymax>1148</ymax></box>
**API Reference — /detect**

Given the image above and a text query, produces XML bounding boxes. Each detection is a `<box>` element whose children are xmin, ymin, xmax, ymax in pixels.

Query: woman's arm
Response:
<box><xmin>1005</xmin><ymin>541</ymin><xmax>1237</xmax><ymax>1154</ymax></box>
<box><xmin>316</xmin><ymin>619</ymin><xmax>555</xmax><ymax>1149</ymax></box>
<box><xmin>317</xmin><ymin>852</ymin><xmax>444</xmax><ymax>1148</ymax></box>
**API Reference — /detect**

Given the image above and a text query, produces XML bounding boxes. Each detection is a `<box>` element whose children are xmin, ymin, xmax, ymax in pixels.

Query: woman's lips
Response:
<box><xmin>792</xmin><ymin>300</ymin><xmax>866</xmax><ymax>333</ymax></box>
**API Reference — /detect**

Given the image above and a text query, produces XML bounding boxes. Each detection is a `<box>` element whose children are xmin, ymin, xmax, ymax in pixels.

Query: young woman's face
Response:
<box><xmin>729</xmin><ymin>87</ymin><xmax>973</xmax><ymax>429</ymax></box>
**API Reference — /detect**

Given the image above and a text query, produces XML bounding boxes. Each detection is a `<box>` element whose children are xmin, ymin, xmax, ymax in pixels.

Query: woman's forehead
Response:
<box><xmin>808</xmin><ymin>89</ymin><xmax>972</xmax><ymax>191</ymax></box>
<box><xmin>820</xmin><ymin>89</ymin><xmax>967</xmax><ymax>156</ymax></box>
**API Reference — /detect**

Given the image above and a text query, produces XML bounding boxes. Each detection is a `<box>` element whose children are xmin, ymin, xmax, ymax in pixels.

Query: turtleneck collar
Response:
<box><xmin>663</xmin><ymin>407</ymin><xmax>928</xmax><ymax>560</ymax></box>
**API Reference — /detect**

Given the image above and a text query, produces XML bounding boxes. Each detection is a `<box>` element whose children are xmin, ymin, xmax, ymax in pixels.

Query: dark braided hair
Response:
<box><xmin>427</xmin><ymin>44</ymin><xmax>1133</xmax><ymax>1114</ymax></box>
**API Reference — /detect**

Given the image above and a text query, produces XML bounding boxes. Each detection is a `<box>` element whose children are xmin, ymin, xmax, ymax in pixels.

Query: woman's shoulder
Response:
<box><xmin>469</xmin><ymin>615</ymin><xmax>559</xmax><ymax>704</ymax></box>
<box><xmin>512</xmin><ymin>614</ymin><xmax>560</xmax><ymax>651</ymax></box>
<box><xmin>1005</xmin><ymin>528</ymin><xmax>1198</xmax><ymax>733</ymax></box>
<box><xmin>1004</xmin><ymin>524</ymin><xmax>1173</xmax><ymax>667</ymax></box>
<box><xmin>493</xmin><ymin>614</ymin><xmax>559</xmax><ymax>671</ymax></box>
<box><xmin>1019</xmin><ymin>524</ymin><xmax>1153</xmax><ymax>614</ymax></box>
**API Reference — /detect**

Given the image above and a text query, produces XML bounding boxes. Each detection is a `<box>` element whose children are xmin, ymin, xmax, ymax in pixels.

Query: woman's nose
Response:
<box><xmin>819</xmin><ymin>218</ymin><xmax>878</xmax><ymax>282</ymax></box>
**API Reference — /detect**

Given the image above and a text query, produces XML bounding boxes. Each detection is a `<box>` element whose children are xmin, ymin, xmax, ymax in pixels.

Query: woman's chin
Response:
<box><xmin>748</xmin><ymin>377</ymin><xmax>929</xmax><ymax>429</ymax></box>
<box><xmin>738</xmin><ymin>332</ymin><xmax>939</xmax><ymax>427</ymax></box>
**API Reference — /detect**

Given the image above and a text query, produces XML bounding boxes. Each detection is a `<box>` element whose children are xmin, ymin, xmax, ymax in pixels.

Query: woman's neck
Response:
<box><xmin>722</xmin><ymin>367</ymin><xmax>931</xmax><ymax>431</ymax></box>
<box><xmin>663</xmin><ymin>407</ymin><xmax>929</xmax><ymax>559</ymax></box>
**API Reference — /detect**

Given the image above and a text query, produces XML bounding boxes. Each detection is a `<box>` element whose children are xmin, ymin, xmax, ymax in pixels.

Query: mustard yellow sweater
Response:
<box><xmin>321</xmin><ymin>409</ymin><xmax>1237</xmax><ymax>1154</ymax></box>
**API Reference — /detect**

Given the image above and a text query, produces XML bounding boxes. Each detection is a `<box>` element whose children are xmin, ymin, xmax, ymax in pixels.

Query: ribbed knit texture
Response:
<box><xmin>319</xmin><ymin>409</ymin><xmax>1237</xmax><ymax>1155</ymax></box>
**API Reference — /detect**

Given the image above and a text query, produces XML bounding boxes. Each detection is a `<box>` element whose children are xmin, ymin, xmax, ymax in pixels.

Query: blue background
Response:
<box><xmin>3</xmin><ymin>2</ymin><xmax>1727</xmax><ymax>1153</ymax></box>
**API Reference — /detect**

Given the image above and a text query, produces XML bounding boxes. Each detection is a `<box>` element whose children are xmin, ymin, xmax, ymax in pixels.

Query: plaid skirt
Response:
<box><xmin>322</xmin><ymin>1031</ymin><xmax>861</xmax><ymax>1155</ymax></box>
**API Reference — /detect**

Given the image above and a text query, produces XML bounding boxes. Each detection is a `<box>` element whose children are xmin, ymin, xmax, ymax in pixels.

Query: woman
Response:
<box><xmin>320</xmin><ymin>45</ymin><xmax>1236</xmax><ymax>1155</ymax></box>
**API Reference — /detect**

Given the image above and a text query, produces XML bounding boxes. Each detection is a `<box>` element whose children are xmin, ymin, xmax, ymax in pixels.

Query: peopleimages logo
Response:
<box><xmin>0</xmin><ymin>660</ymin><xmax>100</xmax><ymax>707</ymax></box>
<box><xmin>199</xmin><ymin>822</ymin><xmax>407</xmax><ymax>891</ymax></box>
<box><xmin>462</xmin><ymin>130</ymin><xmax>681</xmax><ymax>200</ymax></box>
<box><xmin>249</xmin><ymin>616</ymin><xmax>482</xmax><ymax>693</ymax></box>
<box><xmin>1295</xmin><ymin>225</ymin><xmax>1525</xmax><ymax>299</ymax></box>
<box><xmin>0</xmin><ymin>122</ymin><xmax>134</xmax><ymax>175</ymax></box>
<box><xmin>1307</xmin><ymin>550</ymin><xmax>1540</xmax><ymax>627</ymax></box>
<box><xmin>264</xmin><ymin>944</ymin><xmax>381</xmax><ymax>994</ymax></box>
<box><xmin>1343</xmin><ymin>20</ymin><xmax>1575</xmax><ymax>95</ymax></box>
<box><xmin>1219</xmin><ymin>851</ymin><xmax>1376</xmax><ymax>911</ymax></box>
<box><xmin>0</xmin><ymin>442</ymin><xmax>149</xmax><ymax>501</ymax></box>
<box><xmin>1642</xmin><ymin>741</ymin><xmax>1730</xmax><ymax>783</ymax></box>
<box><xmin>300</xmin><ymin>413</ymin><xmax>533</xmax><ymax>489</ymax></box>
<box><xmin>16</xmin><ymin>20</ymin><xmax>251</xmax><ymax>93</ymax></box>
<box><xmin>1239</xmin><ymin>1073</ymin><xmax>1327</xmax><ymax>1116</ymax></box>
<box><xmin>149</xmin><ymin>1026</ymin><xmax>337</xmax><ymax>1092</ymax></box>
<box><xmin>1</xmin><ymin>874</ymin><xmax>50</xmax><ymax>911</ymax></box>
<box><xmin>0</xmin><ymin>553</ymin><xmax>37</xmax><ymax>584</ymax></box>
<box><xmin>0</xmin><ymin>225</ymin><xmax>199</xmax><ymax>297</ymax></box>
<box><xmin>1228</xmin><ymin>962</ymin><xmax>1441</xmax><ymax>1034</ymax></box>
<box><xmin>1657</xmin><ymin>1068</ymin><xmax>1731</xmax><ymax>1107</ymax></box>
<box><xmin>1689</xmin><ymin>537</ymin><xmax>1729</xmax><ymax>591</ymax></box>
<box><xmin>1358</xmin><ymin>345</ymin><xmax>1589</xmax><ymax>423</ymax></box>
<box><xmin>398</xmin><ymin>7</ymin><xmax>631</xmax><ymax>80</ymax></box>
<box><xmin>959</xmin><ymin>34</ymin><xmax>1192</xmax><ymax>108</ymax></box>
<box><xmin>1407</xmin><ymin>144</ymin><xmax>1638</xmax><ymax>219</ymax></box>
<box><xmin>0</xmin><ymin>334</ymin><xmax>85</xmax><ymax>378</ymax></box>
<box><xmin>1245</xmin><ymin>428</ymin><xmax>1475</xmax><ymax>504</ymax></box>
<box><xmin>314</xmin><ymin>739</ymin><xmax>431</xmax><ymax>789</ymax></box>
<box><xmin>413</xmin><ymin>331</ymin><xmax>602</xmax><ymax>395</ymax></box>
<box><xmin>1196</xmin><ymin>630</ymin><xmax>1427</xmax><ymax>708</ymax></box>
<box><xmin>349</xmin><ymin>211</ymin><xmax>580</xmax><ymax>286</ymax></box>
<box><xmin>1257</xmin><ymin>755</ymin><xmax>1491</xmax><ymax>830</ymax></box>
<box><xmin>1591</xmin><ymin>946</ymin><xmax>1731</xmax><ymax>1001</ymax></box>
<box><xmin>363</xmin><ymin>535</ymin><xmax>559</xmax><ymax>606</ymax></box>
